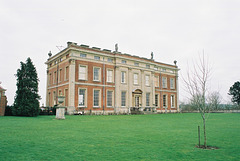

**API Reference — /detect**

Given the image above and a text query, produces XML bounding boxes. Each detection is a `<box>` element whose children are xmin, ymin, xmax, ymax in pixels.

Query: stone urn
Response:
<box><xmin>56</xmin><ymin>95</ymin><xmax>65</xmax><ymax>120</ymax></box>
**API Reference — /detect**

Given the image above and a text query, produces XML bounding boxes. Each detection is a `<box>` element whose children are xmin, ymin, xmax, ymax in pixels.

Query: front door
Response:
<box><xmin>135</xmin><ymin>96</ymin><xmax>140</xmax><ymax>107</ymax></box>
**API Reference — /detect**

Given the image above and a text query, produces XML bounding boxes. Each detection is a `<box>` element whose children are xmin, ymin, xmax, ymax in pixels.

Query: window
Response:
<box><xmin>80</xmin><ymin>53</ymin><xmax>87</xmax><ymax>58</ymax></box>
<box><xmin>94</xmin><ymin>56</ymin><xmax>100</xmax><ymax>60</ymax></box>
<box><xmin>65</xmin><ymin>66</ymin><xmax>69</xmax><ymax>80</ymax></box>
<box><xmin>162</xmin><ymin>77</ymin><xmax>167</xmax><ymax>88</ymax></box>
<box><xmin>146</xmin><ymin>64</ymin><xmax>150</xmax><ymax>69</ymax></box>
<box><xmin>145</xmin><ymin>75</ymin><xmax>150</xmax><ymax>86</ymax></box>
<box><xmin>78</xmin><ymin>89</ymin><xmax>86</xmax><ymax>106</ymax></box>
<box><xmin>163</xmin><ymin>94</ymin><xmax>167</xmax><ymax>107</ymax></box>
<box><xmin>107</xmin><ymin>69</ymin><xmax>113</xmax><ymax>82</ymax></box>
<box><xmin>49</xmin><ymin>73</ymin><xmax>52</xmax><ymax>85</ymax></box>
<box><xmin>53</xmin><ymin>91</ymin><xmax>56</xmax><ymax>105</ymax></box>
<box><xmin>53</xmin><ymin>71</ymin><xmax>57</xmax><ymax>84</ymax></box>
<box><xmin>121</xmin><ymin>91</ymin><xmax>126</xmax><ymax>107</ymax></box>
<box><xmin>134</xmin><ymin>62</ymin><xmax>139</xmax><ymax>66</ymax></box>
<box><xmin>93</xmin><ymin>90</ymin><xmax>100</xmax><ymax>107</ymax></box>
<box><xmin>170</xmin><ymin>78</ymin><xmax>175</xmax><ymax>89</ymax></box>
<box><xmin>133</xmin><ymin>73</ymin><xmax>138</xmax><ymax>85</ymax></box>
<box><xmin>93</xmin><ymin>67</ymin><xmax>100</xmax><ymax>81</ymax></box>
<box><xmin>79</xmin><ymin>65</ymin><xmax>87</xmax><ymax>80</ymax></box>
<box><xmin>155</xmin><ymin>94</ymin><xmax>158</xmax><ymax>107</ymax></box>
<box><xmin>59</xmin><ymin>69</ymin><xmax>62</xmax><ymax>82</ymax></box>
<box><xmin>162</xmin><ymin>68</ymin><xmax>166</xmax><ymax>72</ymax></box>
<box><xmin>154</xmin><ymin>66</ymin><xmax>158</xmax><ymax>70</ymax></box>
<box><xmin>107</xmin><ymin>91</ymin><xmax>113</xmax><ymax>107</ymax></box>
<box><xmin>171</xmin><ymin>95</ymin><xmax>175</xmax><ymax>108</ymax></box>
<box><xmin>121</xmin><ymin>71</ymin><xmax>126</xmax><ymax>83</ymax></box>
<box><xmin>146</xmin><ymin>93</ymin><xmax>150</xmax><ymax>106</ymax></box>
<box><xmin>108</xmin><ymin>58</ymin><xmax>113</xmax><ymax>63</ymax></box>
<box><xmin>155</xmin><ymin>76</ymin><xmax>159</xmax><ymax>87</ymax></box>
<box><xmin>122</xmin><ymin>60</ymin><xmax>126</xmax><ymax>64</ymax></box>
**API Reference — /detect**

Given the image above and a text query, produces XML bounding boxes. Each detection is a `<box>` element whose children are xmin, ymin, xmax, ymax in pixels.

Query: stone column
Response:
<box><xmin>68</xmin><ymin>58</ymin><xmax>76</xmax><ymax>114</ymax></box>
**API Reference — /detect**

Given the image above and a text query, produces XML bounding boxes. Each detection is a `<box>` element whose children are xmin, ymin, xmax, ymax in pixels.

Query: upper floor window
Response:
<box><xmin>134</xmin><ymin>62</ymin><xmax>139</xmax><ymax>66</ymax></box>
<box><xmin>155</xmin><ymin>76</ymin><xmax>159</xmax><ymax>87</ymax></box>
<box><xmin>146</xmin><ymin>64</ymin><xmax>150</xmax><ymax>69</ymax></box>
<box><xmin>121</xmin><ymin>71</ymin><xmax>126</xmax><ymax>83</ymax></box>
<box><xmin>133</xmin><ymin>73</ymin><xmax>138</xmax><ymax>85</ymax></box>
<box><xmin>94</xmin><ymin>56</ymin><xmax>100</xmax><ymax>60</ymax></box>
<box><xmin>162</xmin><ymin>77</ymin><xmax>167</xmax><ymax>88</ymax></box>
<box><xmin>80</xmin><ymin>53</ymin><xmax>87</xmax><ymax>58</ymax></box>
<box><xmin>59</xmin><ymin>69</ymin><xmax>62</xmax><ymax>82</ymax></box>
<box><xmin>65</xmin><ymin>66</ymin><xmax>69</xmax><ymax>80</ymax></box>
<box><xmin>154</xmin><ymin>66</ymin><xmax>158</xmax><ymax>70</ymax></box>
<box><xmin>108</xmin><ymin>58</ymin><xmax>113</xmax><ymax>63</ymax></box>
<box><xmin>79</xmin><ymin>65</ymin><xmax>87</xmax><ymax>80</ymax></box>
<box><xmin>170</xmin><ymin>78</ymin><xmax>175</xmax><ymax>89</ymax></box>
<box><xmin>93</xmin><ymin>67</ymin><xmax>101</xmax><ymax>81</ymax></box>
<box><xmin>122</xmin><ymin>60</ymin><xmax>127</xmax><ymax>64</ymax></box>
<box><xmin>107</xmin><ymin>69</ymin><xmax>113</xmax><ymax>83</ymax></box>
<box><xmin>145</xmin><ymin>75</ymin><xmax>150</xmax><ymax>86</ymax></box>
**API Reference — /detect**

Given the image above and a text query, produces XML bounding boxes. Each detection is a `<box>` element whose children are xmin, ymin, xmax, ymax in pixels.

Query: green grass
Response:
<box><xmin>0</xmin><ymin>113</ymin><xmax>239</xmax><ymax>161</ymax></box>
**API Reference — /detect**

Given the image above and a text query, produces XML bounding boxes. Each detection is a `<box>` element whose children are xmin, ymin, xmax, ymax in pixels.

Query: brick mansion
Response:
<box><xmin>45</xmin><ymin>42</ymin><xmax>179</xmax><ymax>115</ymax></box>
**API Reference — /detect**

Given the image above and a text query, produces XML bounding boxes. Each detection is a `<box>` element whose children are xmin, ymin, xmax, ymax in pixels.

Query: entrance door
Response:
<box><xmin>135</xmin><ymin>96</ymin><xmax>140</xmax><ymax>107</ymax></box>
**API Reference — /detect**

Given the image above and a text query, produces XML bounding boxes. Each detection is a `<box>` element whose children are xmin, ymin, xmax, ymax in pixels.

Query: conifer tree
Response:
<box><xmin>13</xmin><ymin>58</ymin><xmax>40</xmax><ymax>116</ymax></box>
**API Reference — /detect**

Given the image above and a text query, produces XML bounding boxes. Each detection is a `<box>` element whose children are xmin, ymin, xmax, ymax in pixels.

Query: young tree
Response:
<box><xmin>228</xmin><ymin>81</ymin><xmax>240</xmax><ymax>105</ymax></box>
<box><xmin>182</xmin><ymin>54</ymin><xmax>211</xmax><ymax>148</ymax></box>
<box><xmin>13</xmin><ymin>58</ymin><xmax>40</xmax><ymax>117</ymax></box>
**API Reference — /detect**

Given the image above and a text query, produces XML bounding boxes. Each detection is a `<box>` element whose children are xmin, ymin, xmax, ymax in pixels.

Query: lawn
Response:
<box><xmin>0</xmin><ymin>113</ymin><xmax>239</xmax><ymax>161</ymax></box>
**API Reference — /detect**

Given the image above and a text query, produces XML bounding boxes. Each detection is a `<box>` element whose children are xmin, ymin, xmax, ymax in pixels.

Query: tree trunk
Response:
<box><xmin>203</xmin><ymin>114</ymin><xmax>207</xmax><ymax>148</ymax></box>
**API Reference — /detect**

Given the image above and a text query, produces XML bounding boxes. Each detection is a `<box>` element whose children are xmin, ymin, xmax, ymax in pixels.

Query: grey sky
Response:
<box><xmin>1</xmin><ymin>0</ymin><xmax>240</xmax><ymax>105</ymax></box>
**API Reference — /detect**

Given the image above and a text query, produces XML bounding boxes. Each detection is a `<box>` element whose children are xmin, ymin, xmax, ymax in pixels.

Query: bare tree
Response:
<box><xmin>182</xmin><ymin>53</ymin><xmax>211</xmax><ymax>148</ymax></box>
<box><xmin>208</xmin><ymin>91</ymin><xmax>222</xmax><ymax>111</ymax></box>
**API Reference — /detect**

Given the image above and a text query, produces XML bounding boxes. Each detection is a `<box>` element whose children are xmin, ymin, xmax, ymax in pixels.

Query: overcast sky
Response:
<box><xmin>1</xmin><ymin>0</ymin><xmax>240</xmax><ymax>105</ymax></box>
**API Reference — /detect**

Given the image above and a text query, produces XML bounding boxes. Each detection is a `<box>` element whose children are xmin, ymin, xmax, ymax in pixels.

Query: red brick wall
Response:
<box><xmin>0</xmin><ymin>95</ymin><xmax>7</xmax><ymax>116</ymax></box>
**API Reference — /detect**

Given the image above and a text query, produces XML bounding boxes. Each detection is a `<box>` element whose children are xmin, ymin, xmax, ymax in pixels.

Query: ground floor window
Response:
<box><xmin>93</xmin><ymin>89</ymin><xmax>100</xmax><ymax>107</ymax></box>
<box><xmin>107</xmin><ymin>91</ymin><xmax>113</xmax><ymax>107</ymax></box>
<box><xmin>146</xmin><ymin>93</ymin><xmax>150</xmax><ymax>106</ymax></box>
<box><xmin>163</xmin><ymin>94</ymin><xmax>167</xmax><ymax>107</ymax></box>
<box><xmin>121</xmin><ymin>91</ymin><xmax>126</xmax><ymax>107</ymax></box>
<box><xmin>155</xmin><ymin>94</ymin><xmax>158</xmax><ymax>107</ymax></box>
<box><xmin>79</xmin><ymin>89</ymin><xmax>86</xmax><ymax>106</ymax></box>
<box><xmin>171</xmin><ymin>95</ymin><xmax>175</xmax><ymax>108</ymax></box>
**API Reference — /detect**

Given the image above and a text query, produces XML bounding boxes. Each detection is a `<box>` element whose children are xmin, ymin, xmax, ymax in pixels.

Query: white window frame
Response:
<box><xmin>79</xmin><ymin>65</ymin><xmax>88</xmax><ymax>80</ymax></box>
<box><xmin>133</xmin><ymin>73</ymin><xmax>138</xmax><ymax>85</ymax></box>
<box><xmin>171</xmin><ymin>95</ymin><xmax>175</xmax><ymax>108</ymax></box>
<box><xmin>162</xmin><ymin>77</ymin><xmax>167</xmax><ymax>88</ymax></box>
<box><xmin>93</xmin><ymin>67</ymin><xmax>101</xmax><ymax>82</ymax></box>
<box><xmin>93</xmin><ymin>89</ymin><xmax>101</xmax><ymax>107</ymax></box>
<box><xmin>80</xmin><ymin>53</ymin><xmax>87</xmax><ymax>58</ymax></box>
<box><xmin>145</xmin><ymin>75</ymin><xmax>150</xmax><ymax>86</ymax></box>
<box><xmin>170</xmin><ymin>78</ymin><xmax>175</xmax><ymax>89</ymax></box>
<box><xmin>121</xmin><ymin>71</ymin><xmax>126</xmax><ymax>83</ymax></box>
<box><xmin>107</xmin><ymin>58</ymin><xmax>113</xmax><ymax>63</ymax></box>
<box><xmin>78</xmin><ymin>88</ymin><xmax>87</xmax><ymax>107</ymax></box>
<box><xmin>121</xmin><ymin>91</ymin><xmax>127</xmax><ymax>107</ymax></box>
<box><xmin>94</xmin><ymin>56</ymin><xmax>100</xmax><ymax>60</ymax></box>
<box><xmin>107</xmin><ymin>69</ymin><xmax>114</xmax><ymax>83</ymax></box>
<box><xmin>122</xmin><ymin>60</ymin><xmax>127</xmax><ymax>64</ymax></box>
<box><xmin>106</xmin><ymin>90</ymin><xmax>114</xmax><ymax>107</ymax></box>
